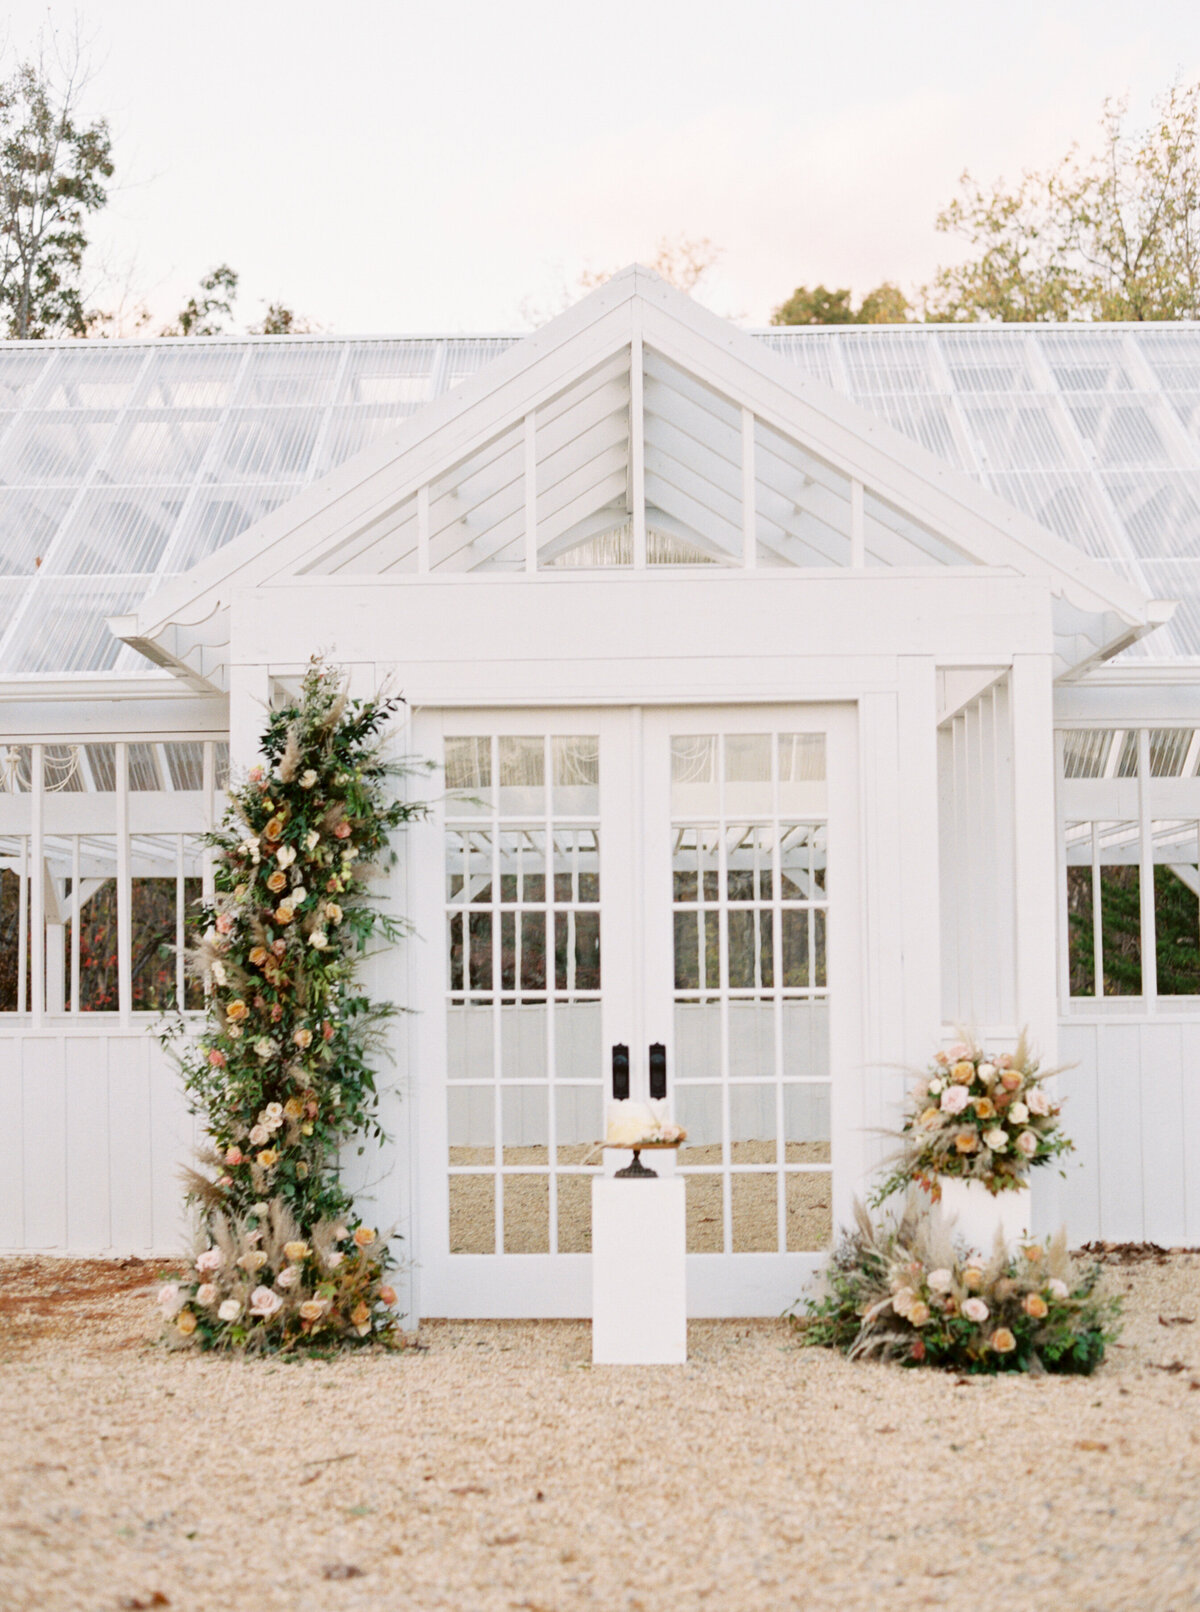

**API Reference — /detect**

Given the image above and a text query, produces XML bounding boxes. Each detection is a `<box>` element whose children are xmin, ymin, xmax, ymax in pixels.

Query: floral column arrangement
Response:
<box><xmin>159</xmin><ymin>660</ymin><xmax>425</xmax><ymax>1351</ymax></box>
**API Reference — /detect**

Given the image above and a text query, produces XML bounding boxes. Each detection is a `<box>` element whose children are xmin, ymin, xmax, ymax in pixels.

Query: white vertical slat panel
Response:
<box><xmin>108</xmin><ymin>1034</ymin><xmax>154</xmax><ymax>1251</ymax></box>
<box><xmin>937</xmin><ymin>724</ymin><xmax>958</xmax><ymax>1020</ymax></box>
<box><xmin>1056</xmin><ymin>1022</ymin><xmax>1101</xmax><ymax>1241</ymax></box>
<box><xmin>858</xmin><ymin>690</ymin><xmax>903</xmax><ymax>1179</ymax></box>
<box><xmin>23</xmin><ymin>1035</ymin><xmax>66</xmax><ymax>1247</ymax></box>
<box><xmin>0</xmin><ymin>1037</ymin><xmax>24</xmax><ymax>1246</ymax></box>
<box><xmin>65</xmin><ymin>1036</ymin><xmax>111</xmax><ymax>1249</ymax></box>
<box><xmin>1139</xmin><ymin>1021</ymin><xmax>1186</xmax><ymax>1244</ymax></box>
<box><xmin>993</xmin><ymin>677</ymin><xmax>1017</xmax><ymax>1023</ymax></box>
<box><xmin>1183</xmin><ymin>1029</ymin><xmax>1200</xmax><ymax>1244</ymax></box>
<box><xmin>1010</xmin><ymin>655</ymin><xmax>1059</xmax><ymax>1062</ymax></box>
<box><xmin>150</xmin><ymin>1032</ymin><xmax>192</xmax><ymax>1253</ymax></box>
<box><xmin>897</xmin><ymin>658</ymin><xmax>940</xmax><ymax>1064</ymax></box>
<box><xmin>1095</xmin><ymin>1021</ymin><xmax>1144</xmax><ymax>1241</ymax></box>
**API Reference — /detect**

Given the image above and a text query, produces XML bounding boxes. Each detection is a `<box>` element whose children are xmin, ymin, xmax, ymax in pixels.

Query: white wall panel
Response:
<box><xmin>1059</xmin><ymin>1017</ymin><xmax>1200</xmax><ymax>1245</ymax></box>
<box><xmin>0</xmin><ymin>1026</ymin><xmax>199</xmax><ymax>1255</ymax></box>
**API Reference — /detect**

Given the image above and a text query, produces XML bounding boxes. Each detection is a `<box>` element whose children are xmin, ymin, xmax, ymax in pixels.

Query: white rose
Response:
<box><xmin>309</xmin><ymin>930</ymin><xmax>329</xmax><ymax>950</ymax></box>
<box><xmin>977</xmin><ymin>1062</ymin><xmax>996</xmax><ymax>1084</ymax></box>
<box><xmin>1008</xmin><ymin>1102</ymin><xmax>1029</xmax><ymax>1125</ymax></box>
<box><xmin>249</xmin><ymin>1285</ymin><xmax>283</xmax><ymax>1319</ymax></box>
<box><xmin>254</xmin><ymin>1038</ymin><xmax>276</xmax><ymax>1061</ymax></box>
<box><xmin>211</xmin><ymin>960</ymin><xmax>227</xmax><ymax>986</ymax></box>
<box><xmin>305</xmin><ymin>830</ymin><xmax>320</xmax><ymax>850</ymax></box>
<box><xmin>248</xmin><ymin>1124</ymin><xmax>270</xmax><ymax>1146</ymax></box>
<box><xmin>227</xmin><ymin>1024</ymin><xmax>242</xmax><ymax>1040</ymax></box>
<box><xmin>218</xmin><ymin>1298</ymin><xmax>241</xmax><ymax>1322</ymax></box>
<box><xmin>891</xmin><ymin>1286</ymin><xmax>917</xmax><ymax>1320</ymax></box>
<box><xmin>1016</xmin><ymin>1129</ymin><xmax>1039</xmax><ymax>1157</ymax></box>
<box><xmin>1027</xmin><ymin>1088</ymin><xmax>1052</xmax><ymax>1116</ymax></box>
<box><xmin>983</xmin><ymin>1127</ymin><xmax>1008</xmax><ymax>1151</ymax></box>
<box><xmin>276</xmin><ymin>1265</ymin><xmax>301</xmax><ymax>1289</ymax></box>
<box><xmin>1047</xmin><ymin>1278</ymin><xmax>1069</xmax><ymax>1300</ymax></box>
<box><xmin>289</xmin><ymin>885</ymin><xmax>307</xmax><ymax>906</ymax></box>
<box><xmin>940</xmin><ymin>1085</ymin><xmax>970</xmax><ymax>1115</ymax></box>
<box><xmin>195</xmin><ymin>1247</ymin><xmax>222</xmax><ymax>1273</ymax></box>
<box><xmin>300</xmin><ymin>769</ymin><xmax>318</xmax><ymax>789</ymax></box>
<box><xmin>196</xmin><ymin>1283</ymin><xmax>218</xmax><ymax>1306</ymax></box>
<box><xmin>910</xmin><ymin>1080</ymin><xmax>929</xmax><ymax>1102</ymax></box>
<box><xmin>927</xmin><ymin>1268</ymin><xmax>953</xmax><ymax>1294</ymax></box>
<box><xmin>963</xmin><ymin>1297</ymin><xmax>990</xmax><ymax>1323</ymax></box>
<box><xmin>928</xmin><ymin>1079</ymin><xmax>943</xmax><ymax>1096</ymax></box>
<box><xmin>251</xmin><ymin>1200</ymin><xmax>269</xmax><ymax>1216</ymax></box>
<box><xmin>324</xmin><ymin>1250</ymin><xmax>344</xmax><ymax>1270</ymax></box>
<box><xmin>263</xmin><ymin>1103</ymin><xmax>283</xmax><ymax>1123</ymax></box>
<box><xmin>276</xmin><ymin>845</ymin><xmax>296</xmax><ymax>869</ymax></box>
<box><xmin>156</xmin><ymin>1283</ymin><xmax>183</xmax><ymax>1316</ymax></box>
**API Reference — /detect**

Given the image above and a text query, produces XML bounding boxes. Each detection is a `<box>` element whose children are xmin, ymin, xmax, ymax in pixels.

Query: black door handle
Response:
<box><xmin>611</xmin><ymin>1043</ymin><xmax>630</xmax><ymax>1100</ymax></box>
<box><xmin>649</xmin><ymin>1042</ymin><xmax>667</xmax><ymax>1100</ymax></box>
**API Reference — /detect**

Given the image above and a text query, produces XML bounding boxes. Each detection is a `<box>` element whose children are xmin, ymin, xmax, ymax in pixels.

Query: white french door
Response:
<box><xmin>412</xmin><ymin>704</ymin><xmax>859</xmax><ymax>1318</ymax></box>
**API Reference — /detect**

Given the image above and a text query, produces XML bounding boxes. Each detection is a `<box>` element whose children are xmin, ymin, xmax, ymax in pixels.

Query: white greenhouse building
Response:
<box><xmin>2</xmin><ymin>267</ymin><xmax>1198</xmax><ymax>1318</ymax></box>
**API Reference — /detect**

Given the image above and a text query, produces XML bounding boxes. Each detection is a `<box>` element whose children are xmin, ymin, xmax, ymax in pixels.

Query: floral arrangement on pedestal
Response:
<box><xmin>604</xmin><ymin>1099</ymin><xmax>686</xmax><ymax>1148</ymax></box>
<box><xmin>157</xmin><ymin>659</ymin><xmax>425</xmax><ymax>1351</ymax></box>
<box><xmin>872</xmin><ymin>1032</ymin><xmax>1073</xmax><ymax>1204</ymax></box>
<box><xmin>792</xmin><ymin>1198</ymin><xmax>1121</xmax><ymax>1374</ymax></box>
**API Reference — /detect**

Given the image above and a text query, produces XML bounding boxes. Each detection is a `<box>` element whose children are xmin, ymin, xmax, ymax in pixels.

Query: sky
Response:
<box><xmin>6</xmin><ymin>0</ymin><xmax>1200</xmax><ymax>333</ymax></box>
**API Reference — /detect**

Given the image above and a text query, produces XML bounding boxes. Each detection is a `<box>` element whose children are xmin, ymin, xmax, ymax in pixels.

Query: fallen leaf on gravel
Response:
<box><xmin>321</xmin><ymin>1564</ymin><xmax>364</xmax><ymax>1580</ymax></box>
<box><xmin>1150</xmin><ymin>1360</ymin><xmax>1190</xmax><ymax>1373</ymax></box>
<box><xmin>450</xmin><ymin>1484</ymin><xmax>489</xmax><ymax>1495</ymax></box>
<box><xmin>117</xmin><ymin>1596</ymin><xmax>169</xmax><ymax>1609</ymax></box>
<box><xmin>1158</xmin><ymin>1315</ymin><xmax>1195</xmax><ymax>1326</ymax></box>
<box><xmin>489</xmin><ymin>1533</ymin><xmax>521</xmax><ymax>1546</ymax></box>
<box><xmin>1074</xmin><ymin>1440</ymin><xmax>1109</xmax><ymax>1452</ymax></box>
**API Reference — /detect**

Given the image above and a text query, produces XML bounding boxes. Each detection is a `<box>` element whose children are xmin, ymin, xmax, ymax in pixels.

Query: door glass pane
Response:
<box><xmin>445</xmin><ymin>727</ymin><xmax>602</xmax><ymax>1260</ymax></box>
<box><xmin>674</xmin><ymin>727</ymin><xmax>831</xmax><ymax>1256</ymax></box>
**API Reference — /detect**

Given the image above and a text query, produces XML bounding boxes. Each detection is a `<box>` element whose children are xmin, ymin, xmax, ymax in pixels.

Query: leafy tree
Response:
<box><xmin>162</xmin><ymin>262</ymin><xmax>240</xmax><ymax>337</ymax></box>
<box><xmin>0</xmin><ymin>42</ymin><xmax>114</xmax><ymax>338</ymax></box>
<box><xmin>250</xmin><ymin>300</ymin><xmax>313</xmax><ymax>335</ymax></box>
<box><xmin>927</xmin><ymin>80</ymin><xmax>1200</xmax><ymax>322</ymax></box>
<box><xmin>770</xmin><ymin>281</ymin><xmax>911</xmax><ymax>325</ymax></box>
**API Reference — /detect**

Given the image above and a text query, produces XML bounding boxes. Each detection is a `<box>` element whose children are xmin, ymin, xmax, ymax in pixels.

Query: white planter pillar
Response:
<box><xmin>592</xmin><ymin>1176</ymin><xmax>686</xmax><ymax>1364</ymax></box>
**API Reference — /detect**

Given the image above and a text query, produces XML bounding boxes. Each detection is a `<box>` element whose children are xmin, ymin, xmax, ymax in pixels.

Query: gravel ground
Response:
<box><xmin>1</xmin><ymin>1248</ymin><xmax>1199</xmax><ymax>1612</ymax></box>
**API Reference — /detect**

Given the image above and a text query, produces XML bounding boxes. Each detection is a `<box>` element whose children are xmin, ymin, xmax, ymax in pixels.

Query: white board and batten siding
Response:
<box><xmin>0</xmin><ymin>1026</ymin><xmax>198</xmax><ymax>1257</ymax></box>
<box><xmin>1058</xmin><ymin>1017</ymin><xmax>1200</xmax><ymax>1247</ymax></box>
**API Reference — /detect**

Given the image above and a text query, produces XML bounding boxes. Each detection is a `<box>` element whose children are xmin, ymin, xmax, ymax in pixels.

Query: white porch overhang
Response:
<box><xmin>110</xmin><ymin>268</ymin><xmax>1168</xmax><ymax>691</ymax></box>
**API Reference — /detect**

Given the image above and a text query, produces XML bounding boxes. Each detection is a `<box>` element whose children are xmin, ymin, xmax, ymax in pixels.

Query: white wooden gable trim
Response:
<box><xmin>112</xmin><ymin>267</ymin><xmax>1162</xmax><ymax>686</ymax></box>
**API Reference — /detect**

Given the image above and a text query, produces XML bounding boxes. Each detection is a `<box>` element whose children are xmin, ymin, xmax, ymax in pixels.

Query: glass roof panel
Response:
<box><xmin>1</xmin><ymin>326</ymin><xmax>1200</xmax><ymax>672</ymax></box>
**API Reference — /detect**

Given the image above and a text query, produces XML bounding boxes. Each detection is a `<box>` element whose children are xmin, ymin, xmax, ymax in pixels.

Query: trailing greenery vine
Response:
<box><xmin>158</xmin><ymin>659</ymin><xmax>426</xmax><ymax>1350</ymax></box>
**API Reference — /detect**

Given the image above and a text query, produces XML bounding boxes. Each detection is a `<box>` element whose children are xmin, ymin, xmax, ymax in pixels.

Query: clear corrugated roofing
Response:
<box><xmin>1</xmin><ymin>323</ymin><xmax>1199</xmax><ymax>675</ymax></box>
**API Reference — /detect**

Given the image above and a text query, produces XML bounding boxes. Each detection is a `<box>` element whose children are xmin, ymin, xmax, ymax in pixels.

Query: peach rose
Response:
<box><xmin>264</xmin><ymin>816</ymin><xmax>285</xmax><ymax>841</ymax></box>
<box><xmin>990</xmin><ymin>1328</ymin><xmax>1016</xmax><ymax>1353</ymax></box>
<box><xmin>226</xmin><ymin>999</ymin><xmax>248</xmax><ymax>1023</ymax></box>
<box><xmin>236</xmin><ymin>1249</ymin><xmax>268</xmax><ymax>1273</ymax></box>
<box><xmin>274</xmin><ymin>903</ymin><xmax>295</xmax><ymax>924</ymax></box>
<box><xmin>293</xmin><ymin>1027</ymin><xmax>313</xmax><ymax>1050</ymax></box>
<box><xmin>954</xmin><ymin>1130</ymin><xmax>978</xmax><ymax>1153</ymax></box>
<box><xmin>1023</xmin><ymin>1293</ymin><xmax>1049</xmax><ymax>1319</ymax></box>
<box><xmin>1001</xmin><ymin>1069</ymin><xmax>1023</xmax><ymax>1092</ymax></box>
<box><xmin>267</xmin><ymin>869</ymin><xmax>288</xmax><ymax>894</ymax></box>
<box><xmin>196</xmin><ymin>1283</ymin><xmax>218</xmax><ymax>1307</ymax></box>
<box><xmin>284</xmin><ymin>1241</ymin><xmax>310</xmax><ymax>1262</ymax></box>
<box><xmin>972</xmin><ymin>1097</ymin><xmax>995</xmax><ymax>1119</ymax></box>
<box><xmin>256</xmin><ymin>1149</ymin><xmax>278</xmax><ymax>1168</ymax></box>
<box><xmin>195</xmin><ymin>1248</ymin><xmax>222</xmax><ymax>1272</ymax></box>
<box><xmin>215</xmin><ymin>913</ymin><xmax>234</xmax><ymax>935</ymax></box>
<box><xmin>963</xmin><ymin>1297</ymin><xmax>990</xmax><ymax>1322</ymax></box>
<box><xmin>379</xmin><ymin>1285</ymin><xmax>397</xmax><ymax>1306</ymax></box>
<box><xmin>335</xmin><ymin>821</ymin><xmax>352</xmax><ymax>839</ymax></box>
<box><xmin>1015</xmin><ymin>1130</ymin><xmax>1039</xmax><ymax>1157</ymax></box>
<box><xmin>176</xmin><ymin>1310</ymin><xmax>197</xmax><ymax>1336</ymax></box>
<box><xmin>284</xmin><ymin>1096</ymin><xmax>305</xmax><ymax>1120</ymax></box>
<box><xmin>248</xmin><ymin>1124</ymin><xmax>270</xmax><ymax>1146</ymax></box>
<box><xmin>962</xmin><ymin>1266</ymin><xmax>984</xmax><ymax>1290</ymax></box>
<box><xmin>299</xmin><ymin>1298</ymin><xmax>328</xmax><ymax>1322</ymax></box>
<box><xmin>353</xmin><ymin>1226</ymin><xmax>376</xmax><ymax>1248</ymax></box>
<box><xmin>951</xmin><ymin>1060</ymin><xmax>975</xmax><ymax>1085</ymax></box>
<box><xmin>249</xmin><ymin>945</ymin><xmax>269</xmax><ymax>967</ymax></box>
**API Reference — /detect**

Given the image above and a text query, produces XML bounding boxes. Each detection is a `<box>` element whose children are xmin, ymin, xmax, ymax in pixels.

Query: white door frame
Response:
<box><xmin>408</xmin><ymin>700</ymin><xmax>861</xmax><ymax>1319</ymax></box>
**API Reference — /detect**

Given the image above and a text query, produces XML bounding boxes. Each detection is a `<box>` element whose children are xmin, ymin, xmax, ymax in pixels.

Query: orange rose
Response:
<box><xmin>256</xmin><ymin>1149</ymin><xmax>278</xmax><ymax>1168</ymax></box>
<box><xmin>264</xmin><ymin>815</ymin><xmax>286</xmax><ymax>841</ymax></box>
<box><xmin>954</xmin><ymin>1130</ymin><xmax>978</xmax><ymax>1153</ymax></box>
<box><xmin>248</xmin><ymin>945</ymin><xmax>269</xmax><ymax>967</ymax></box>
<box><xmin>267</xmin><ymin>869</ymin><xmax>288</xmax><ymax>893</ymax></box>
<box><xmin>951</xmin><ymin>1060</ymin><xmax>975</xmax><ymax>1085</ymax></box>
<box><xmin>990</xmin><ymin>1328</ymin><xmax>1016</xmax><ymax>1353</ymax></box>
<box><xmin>1023</xmin><ymin>1293</ymin><xmax>1048</xmax><ymax>1319</ymax></box>
<box><xmin>351</xmin><ymin>1300</ymin><xmax>371</xmax><ymax>1327</ymax></box>
<box><xmin>176</xmin><ymin>1310</ymin><xmax>197</xmax><ymax>1336</ymax></box>
<box><xmin>973</xmin><ymin>1097</ymin><xmax>995</xmax><ymax>1119</ymax></box>
<box><xmin>226</xmin><ymin>999</ymin><xmax>248</xmax><ymax>1023</ymax></box>
<box><xmin>353</xmin><ymin>1226</ymin><xmax>376</xmax><ymax>1248</ymax></box>
<box><xmin>274</xmin><ymin>903</ymin><xmax>295</xmax><ymax>924</ymax></box>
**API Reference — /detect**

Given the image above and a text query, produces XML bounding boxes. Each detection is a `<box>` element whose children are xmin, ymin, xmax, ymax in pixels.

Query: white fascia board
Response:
<box><xmin>0</xmin><ymin>671</ymin><xmax>208</xmax><ymax>703</ymax></box>
<box><xmin>125</xmin><ymin>266</ymin><xmax>1155</xmax><ymax>668</ymax></box>
<box><xmin>633</xmin><ymin>287</ymin><xmax>1152</xmax><ymax>626</ymax></box>
<box><xmin>129</xmin><ymin>280</ymin><xmax>644</xmax><ymax>640</ymax></box>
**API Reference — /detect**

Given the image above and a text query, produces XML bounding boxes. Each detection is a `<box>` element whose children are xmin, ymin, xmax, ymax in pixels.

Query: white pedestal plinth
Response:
<box><xmin>592</xmin><ymin>1177</ymin><xmax>686</xmax><ymax>1365</ymax></box>
<box><xmin>938</xmin><ymin>1178</ymin><xmax>1030</xmax><ymax>1255</ymax></box>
